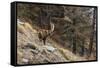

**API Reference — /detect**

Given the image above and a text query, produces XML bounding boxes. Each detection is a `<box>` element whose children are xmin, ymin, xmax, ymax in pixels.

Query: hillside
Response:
<box><xmin>17</xmin><ymin>20</ymin><xmax>86</xmax><ymax>65</ymax></box>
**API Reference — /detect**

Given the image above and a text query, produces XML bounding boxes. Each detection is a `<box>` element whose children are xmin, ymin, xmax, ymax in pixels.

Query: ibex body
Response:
<box><xmin>38</xmin><ymin>23</ymin><xmax>55</xmax><ymax>45</ymax></box>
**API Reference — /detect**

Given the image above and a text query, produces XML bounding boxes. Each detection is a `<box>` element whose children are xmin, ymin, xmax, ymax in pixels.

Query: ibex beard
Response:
<box><xmin>37</xmin><ymin>23</ymin><xmax>55</xmax><ymax>45</ymax></box>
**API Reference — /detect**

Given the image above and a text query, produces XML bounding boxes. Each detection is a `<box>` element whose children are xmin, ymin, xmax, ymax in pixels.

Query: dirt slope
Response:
<box><xmin>17</xmin><ymin>21</ymin><xmax>86</xmax><ymax>65</ymax></box>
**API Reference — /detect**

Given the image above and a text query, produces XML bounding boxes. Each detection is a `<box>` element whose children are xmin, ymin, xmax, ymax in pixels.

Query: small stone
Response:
<box><xmin>22</xmin><ymin>58</ymin><xmax>29</xmax><ymax>63</ymax></box>
<box><xmin>31</xmin><ymin>49</ymin><xmax>38</xmax><ymax>54</ymax></box>
<box><xmin>43</xmin><ymin>46</ymin><xmax>57</xmax><ymax>52</ymax></box>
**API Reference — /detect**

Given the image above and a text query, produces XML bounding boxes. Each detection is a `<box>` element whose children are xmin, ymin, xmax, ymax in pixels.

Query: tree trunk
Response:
<box><xmin>72</xmin><ymin>29</ymin><xmax>77</xmax><ymax>54</ymax></box>
<box><xmin>72</xmin><ymin>18</ymin><xmax>77</xmax><ymax>54</ymax></box>
<box><xmin>80</xmin><ymin>40</ymin><xmax>85</xmax><ymax>56</ymax></box>
<box><xmin>72</xmin><ymin>36</ymin><xmax>77</xmax><ymax>54</ymax></box>
<box><xmin>88</xmin><ymin>8</ymin><xmax>96</xmax><ymax>57</ymax></box>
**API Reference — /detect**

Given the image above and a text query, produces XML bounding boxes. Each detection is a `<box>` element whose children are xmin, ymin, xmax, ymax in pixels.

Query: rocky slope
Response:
<box><xmin>17</xmin><ymin>20</ymin><xmax>86</xmax><ymax>65</ymax></box>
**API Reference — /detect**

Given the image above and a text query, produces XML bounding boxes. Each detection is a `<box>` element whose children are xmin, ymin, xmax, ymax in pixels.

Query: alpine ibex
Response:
<box><xmin>37</xmin><ymin>23</ymin><xmax>55</xmax><ymax>45</ymax></box>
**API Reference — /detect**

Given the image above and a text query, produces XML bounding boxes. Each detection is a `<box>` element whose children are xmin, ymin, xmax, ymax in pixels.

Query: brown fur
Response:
<box><xmin>38</xmin><ymin>23</ymin><xmax>55</xmax><ymax>45</ymax></box>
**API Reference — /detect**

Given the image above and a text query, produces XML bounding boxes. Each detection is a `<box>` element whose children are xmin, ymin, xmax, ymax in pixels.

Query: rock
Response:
<box><xmin>43</xmin><ymin>46</ymin><xmax>57</xmax><ymax>52</ymax></box>
<box><xmin>17</xmin><ymin>19</ymin><xmax>22</xmax><ymax>24</ymax></box>
<box><xmin>25</xmin><ymin>42</ymin><xmax>37</xmax><ymax>50</ymax></box>
<box><xmin>22</xmin><ymin>58</ymin><xmax>29</xmax><ymax>63</ymax></box>
<box><xmin>30</xmin><ymin>49</ymin><xmax>39</xmax><ymax>54</ymax></box>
